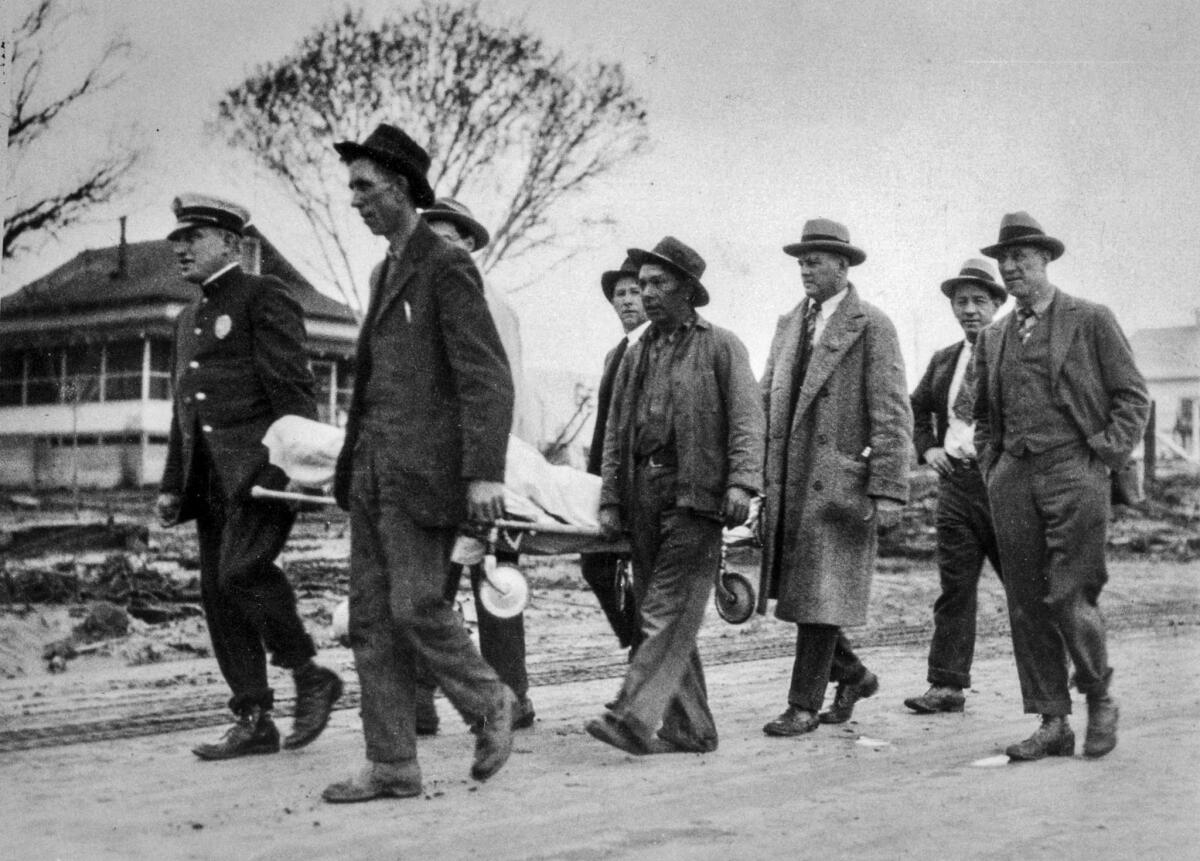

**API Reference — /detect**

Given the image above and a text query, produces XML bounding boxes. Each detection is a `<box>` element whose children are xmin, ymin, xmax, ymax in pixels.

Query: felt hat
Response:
<box><xmin>334</xmin><ymin>123</ymin><xmax>435</xmax><ymax>208</ymax></box>
<box><xmin>980</xmin><ymin>211</ymin><xmax>1064</xmax><ymax>261</ymax></box>
<box><xmin>600</xmin><ymin>255</ymin><xmax>640</xmax><ymax>301</ymax></box>
<box><xmin>782</xmin><ymin>218</ymin><xmax>866</xmax><ymax>266</ymax></box>
<box><xmin>626</xmin><ymin>236</ymin><xmax>709</xmax><ymax>307</ymax></box>
<box><xmin>940</xmin><ymin>257</ymin><xmax>1007</xmax><ymax>302</ymax></box>
<box><xmin>167</xmin><ymin>193</ymin><xmax>250</xmax><ymax>240</ymax></box>
<box><xmin>421</xmin><ymin>197</ymin><xmax>490</xmax><ymax>250</ymax></box>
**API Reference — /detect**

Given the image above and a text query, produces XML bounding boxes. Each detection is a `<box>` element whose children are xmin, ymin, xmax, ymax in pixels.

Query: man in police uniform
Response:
<box><xmin>157</xmin><ymin>194</ymin><xmax>342</xmax><ymax>760</ymax></box>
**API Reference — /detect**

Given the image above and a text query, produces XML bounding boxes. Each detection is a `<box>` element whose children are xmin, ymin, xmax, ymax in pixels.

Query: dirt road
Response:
<box><xmin>3</xmin><ymin>622</ymin><xmax>1199</xmax><ymax>861</ymax></box>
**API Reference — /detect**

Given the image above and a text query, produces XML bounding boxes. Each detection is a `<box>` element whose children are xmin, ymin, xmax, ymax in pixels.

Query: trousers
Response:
<box><xmin>787</xmin><ymin>625</ymin><xmax>867</xmax><ymax>712</ymax></box>
<box><xmin>348</xmin><ymin>436</ymin><xmax>506</xmax><ymax>763</ymax></box>
<box><xmin>926</xmin><ymin>460</ymin><xmax>1002</xmax><ymax>688</ymax></box>
<box><xmin>193</xmin><ymin>445</ymin><xmax>314</xmax><ymax>715</ymax></box>
<box><xmin>986</xmin><ymin>446</ymin><xmax>1112</xmax><ymax>715</ymax></box>
<box><xmin>611</xmin><ymin>464</ymin><xmax>722</xmax><ymax>750</ymax></box>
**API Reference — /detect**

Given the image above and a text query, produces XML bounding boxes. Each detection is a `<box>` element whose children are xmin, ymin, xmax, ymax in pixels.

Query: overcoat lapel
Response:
<box><xmin>793</xmin><ymin>289</ymin><xmax>866</xmax><ymax>422</ymax></box>
<box><xmin>1046</xmin><ymin>289</ymin><xmax>1079</xmax><ymax>383</ymax></box>
<box><xmin>371</xmin><ymin>242</ymin><xmax>420</xmax><ymax>330</ymax></box>
<box><xmin>772</xmin><ymin>309</ymin><xmax>805</xmax><ymax>425</ymax></box>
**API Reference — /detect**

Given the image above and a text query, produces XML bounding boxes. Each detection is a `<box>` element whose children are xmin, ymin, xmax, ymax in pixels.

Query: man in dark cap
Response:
<box><xmin>157</xmin><ymin>193</ymin><xmax>342</xmax><ymax>760</ymax></box>
<box><xmin>904</xmin><ymin>258</ymin><xmax>1006</xmax><ymax>715</ymax></box>
<box><xmin>758</xmin><ymin>218</ymin><xmax>912</xmax><ymax>738</ymax></box>
<box><xmin>417</xmin><ymin>197</ymin><xmax>536</xmax><ymax>734</ymax></box>
<box><xmin>973</xmin><ymin>212</ymin><xmax>1148</xmax><ymax>761</ymax></box>
<box><xmin>322</xmin><ymin>125</ymin><xmax>517</xmax><ymax>802</ymax></box>
<box><xmin>586</xmin><ymin>236</ymin><xmax>764</xmax><ymax>755</ymax></box>
<box><xmin>580</xmin><ymin>255</ymin><xmax>648</xmax><ymax>650</ymax></box>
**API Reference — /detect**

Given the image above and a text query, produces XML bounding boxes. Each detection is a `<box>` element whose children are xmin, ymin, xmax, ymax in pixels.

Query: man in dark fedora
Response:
<box><xmin>904</xmin><ymin>258</ymin><xmax>1006</xmax><ymax>715</ymax></box>
<box><xmin>758</xmin><ymin>218</ymin><xmax>911</xmax><ymax>738</ymax></box>
<box><xmin>587</xmin><ymin>236</ymin><xmax>764</xmax><ymax>755</ymax></box>
<box><xmin>322</xmin><ymin>124</ymin><xmax>517</xmax><ymax>802</ymax></box>
<box><xmin>972</xmin><ymin>212</ymin><xmax>1148</xmax><ymax>760</ymax></box>
<box><xmin>417</xmin><ymin>197</ymin><xmax>536</xmax><ymax>734</ymax></box>
<box><xmin>580</xmin><ymin>255</ymin><xmax>648</xmax><ymax>651</ymax></box>
<box><xmin>157</xmin><ymin>193</ymin><xmax>343</xmax><ymax>760</ymax></box>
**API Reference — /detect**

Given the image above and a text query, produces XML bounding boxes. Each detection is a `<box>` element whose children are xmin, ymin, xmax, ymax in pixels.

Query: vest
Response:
<box><xmin>999</xmin><ymin>309</ymin><xmax>1080</xmax><ymax>456</ymax></box>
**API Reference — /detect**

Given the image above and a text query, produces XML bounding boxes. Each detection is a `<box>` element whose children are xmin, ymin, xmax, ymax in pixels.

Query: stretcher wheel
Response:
<box><xmin>715</xmin><ymin>571</ymin><xmax>755</xmax><ymax>624</ymax></box>
<box><xmin>478</xmin><ymin>564</ymin><xmax>529</xmax><ymax>619</ymax></box>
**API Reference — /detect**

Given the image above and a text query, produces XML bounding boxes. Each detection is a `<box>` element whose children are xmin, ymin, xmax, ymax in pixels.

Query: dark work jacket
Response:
<box><xmin>910</xmin><ymin>341</ymin><xmax>964</xmax><ymax>463</ymax></box>
<box><xmin>333</xmin><ymin>221</ymin><xmax>513</xmax><ymax>526</ymax></box>
<box><xmin>600</xmin><ymin>314</ymin><xmax>764</xmax><ymax>516</ymax></box>
<box><xmin>161</xmin><ymin>265</ymin><xmax>317</xmax><ymax>523</ymax></box>
<box><xmin>587</xmin><ymin>339</ymin><xmax>627</xmax><ymax>476</ymax></box>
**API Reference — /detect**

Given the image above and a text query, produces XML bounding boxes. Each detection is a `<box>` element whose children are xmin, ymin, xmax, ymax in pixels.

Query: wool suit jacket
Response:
<box><xmin>910</xmin><ymin>340</ymin><xmax>965</xmax><ymax>463</ymax></box>
<box><xmin>972</xmin><ymin>288</ymin><xmax>1148</xmax><ymax>475</ymax></box>
<box><xmin>332</xmin><ymin>221</ymin><xmax>513</xmax><ymax>526</ymax></box>
<box><xmin>161</xmin><ymin>265</ymin><xmax>317</xmax><ymax>523</ymax></box>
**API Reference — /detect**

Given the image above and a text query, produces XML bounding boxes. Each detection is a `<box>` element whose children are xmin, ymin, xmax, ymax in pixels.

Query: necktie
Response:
<box><xmin>788</xmin><ymin>300</ymin><xmax>821</xmax><ymax>420</ymax></box>
<box><xmin>1016</xmin><ymin>305</ymin><xmax>1036</xmax><ymax>340</ymax></box>
<box><xmin>951</xmin><ymin>344</ymin><xmax>975</xmax><ymax>422</ymax></box>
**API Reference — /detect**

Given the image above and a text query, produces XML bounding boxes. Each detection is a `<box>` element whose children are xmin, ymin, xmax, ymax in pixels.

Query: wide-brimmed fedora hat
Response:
<box><xmin>600</xmin><ymin>255</ymin><xmax>640</xmax><ymax>301</ymax></box>
<box><xmin>980</xmin><ymin>211</ymin><xmax>1064</xmax><ymax>261</ymax></box>
<box><xmin>168</xmin><ymin>193</ymin><xmax>250</xmax><ymax>240</ymax></box>
<box><xmin>782</xmin><ymin>218</ymin><xmax>866</xmax><ymax>266</ymax></box>
<box><xmin>940</xmin><ymin>257</ymin><xmax>1007</xmax><ymax>302</ymax></box>
<box><xmin>421</xmin><ymin>197</ymin><xmax>490</xmax><ymax>250</ymax></box>
<box><xmin>334</xmin><ymin>124</ymin><xmax>435</xmax><ymax>208</ymax></box>
<box><xmin>626</xmin><ymin>236</ymin><xmax>709</xmax><ymax>307</ymax></box>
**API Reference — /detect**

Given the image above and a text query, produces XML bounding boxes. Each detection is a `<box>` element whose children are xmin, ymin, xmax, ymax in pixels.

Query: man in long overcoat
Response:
<box><xmin>758</xmin><ymin>218</ymin><xmax>912</xmax><ymax>737</ymax></box>
<box><xmin>321</xmin><ymin>124</ymin><xmax>516</xmax><ymax>803</ymax></box>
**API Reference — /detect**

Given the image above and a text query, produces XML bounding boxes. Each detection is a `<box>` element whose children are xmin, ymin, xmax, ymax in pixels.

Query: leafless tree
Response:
<box><xmin>4</xmin><ymin>0</ymin><xmax>142</xmax><ymax>259</ymax></box>
<box><xmin>214</xmin><ymin>2</ymin><xmax>648</xmax><ymax>319</ymax></box>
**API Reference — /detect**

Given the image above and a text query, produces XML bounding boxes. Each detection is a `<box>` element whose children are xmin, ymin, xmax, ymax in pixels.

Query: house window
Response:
<box><xmin>0</xmin><ymin>350</ymin><xmax>23</xmax><ymax>406</ymax></box>
<box><xmin>148</xmin><ymin>337</ymin><xmax>172</xmax><ymax>400</ymax></box>
<box><xmin>104</xmin><ymin>339</ymin><xmax>144</xmax><ymax>401</ymax></box>
<box><xmin>25</xmin><ymin>349</ymin><xmax>60</xmax><ymax>405</ymax></box>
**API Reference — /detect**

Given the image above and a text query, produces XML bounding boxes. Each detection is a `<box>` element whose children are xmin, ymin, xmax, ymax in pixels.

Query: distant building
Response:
<box><xmin>0</xmin><ymin>227</ymin><xmax>358</xmax><ymax>489</ymax></box>
<box><xmin>1130</xmin><ymin>311</ymin><xmax>1200</xmax><ymax>463</ymax></box>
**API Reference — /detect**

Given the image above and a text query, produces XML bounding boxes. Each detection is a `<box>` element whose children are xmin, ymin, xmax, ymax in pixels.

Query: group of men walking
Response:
<box><xmin>157</xmin><ymin>120</ymin><xmax>1148</xmax><ymax>804</ymax></box>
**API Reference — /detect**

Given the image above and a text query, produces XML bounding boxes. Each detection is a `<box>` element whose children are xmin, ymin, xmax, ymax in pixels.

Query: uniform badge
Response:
<box><xmin>214</xmin><ymin>315</ymin><xmax>232</xmax><ymax>339</ymax></box>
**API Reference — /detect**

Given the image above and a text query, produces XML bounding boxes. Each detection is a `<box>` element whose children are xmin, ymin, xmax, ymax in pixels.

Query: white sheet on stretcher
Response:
<box><xmin>262</xmin><ymin>415</ymin><xmax>602</xmax><ymax>531</ymax></box>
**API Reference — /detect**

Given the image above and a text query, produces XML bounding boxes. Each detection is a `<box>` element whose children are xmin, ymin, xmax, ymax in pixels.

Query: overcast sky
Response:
<box><xmin>5</xmin><ymin>0</ymin><xmax>1199</xmax><ymax>381</ymax></box>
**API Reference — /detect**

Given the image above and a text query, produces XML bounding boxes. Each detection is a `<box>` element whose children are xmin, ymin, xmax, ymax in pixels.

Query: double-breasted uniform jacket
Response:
<box><xmin>161</xmin><ymin>265</ymin><xmax>317</xmax><ymax>524</ymax></box>
<box><xmin>332</xmin><ymin>221</ymin><xmax>513</xmax><ymax>526</ymax></box>
<box><xmin>971</xmin><ymin>288</ymin><xmax>1149</xmax><ymax>475</ymax></box>
<box><xmin>599</xmin><ymin>314</ymin><xmax>765</xmax><ymax>518</ymax></box>
<box><xmin>911</xmin><ymin>341</ymin><xmax>966</xmax><ymax>462</ymax></box>
<box><xmin>758</xmin><ymin>285</ymin><xmax>912</xmax><ymax>625</ymax></box>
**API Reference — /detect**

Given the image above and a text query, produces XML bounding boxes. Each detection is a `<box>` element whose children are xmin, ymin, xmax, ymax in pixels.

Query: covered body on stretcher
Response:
<box><xmin>259</xmin><ymin>416</ymin><xmax>759</xmax><ymax>556</ymax></box>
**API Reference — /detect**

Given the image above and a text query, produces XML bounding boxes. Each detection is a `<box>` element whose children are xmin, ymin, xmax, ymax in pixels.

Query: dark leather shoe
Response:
<box><xmin>904</xmin><ymin>685</ymin><xmax>965</xmax><ymax>714</ymax></box>
<box><xmin>284</xmin><ymin>665</ymin><xmax>343</xmax><ymax>750</ymax></box>
<box><xmin>1083</xmin><ymin>696</ymin><xmax>1118</xmax><ymax>758</ymax></box>
<box><xmin>193</xmin><ymin>708</ymin><xmax>280</xmax><ymax>760</ymax></box>
<box><xmin>655</xmin><ymin>728</ymin><xmax>717</xmax><ymax>753</ymax></box>
<box><xmin>585</xmin><ymin>713</ymin><xmax>647</xmax><ymax>755</ymax></box>
<box><xmin>322</xmin><ymin>762</ymin><xmax>423</xmax><ymax>803</ymax></box>
<box><xmin>471</xmin><ymin>687</ymin><xmax>516</xmax><ymax>781</ymax></box>
<box><xmin>1006</xmin><ymin>717</ymin><xmax>1075</xmax><ymax>761</ymax></box>
<box><xmin>416</xmin><ymin>685</ymin><xmax>439</xmax><ymax>736</ymax></box>
<box><xmin>512</xmin><ymin>696</ymin><xmax>536</xmax><ymax>730</ymax></box>
<box><xmin>762</xmin><ymin>706</ymin><xmax>820</xmax><ymax>737</ymax></box>
<box><xmin>820</xmin><ymin>670</ymin><xmax>880</xmax><ymax>724</ymax></box>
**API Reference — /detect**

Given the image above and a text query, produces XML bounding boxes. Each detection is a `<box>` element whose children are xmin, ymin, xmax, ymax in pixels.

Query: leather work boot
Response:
<box><xmin>322</xmin><ymin>761</ymin><xmax>423</xmax><ymax>804</ymax></box>
<box><xmin>1005</xmin><ymin>716</ymin><xmax>1075</xmax><ymax>761</ymax></box>
<box><xmin>819</xmin><ymin>670</ymin><xmax>880</xmax><ymax>724</ymax></box>
<box><xmin>416</xmin><ymin>684</ymin><xmax>439</xmax><ymax>736</ymax></box>
<box><xmin>284</xmin><ymin>663</ymin><xmax>344</xmax><ymax>750</ymax></box>
<box><xmin>1083</xmin><ymin>695</ymin><xmax>1119</xmax><ymax>758</ymax></box>
<box><xmin>470</xmin><ymin>687</ymin><xmax>516</xmax><ymax>781</ymax></box>
<box><xmin>192</xmin><ymin>707</ymin><xmax>280</xmax><ymax>760</ymax></box>
<box><xmin>762</xmin><ymin>706</ymin><xmax>820</xmax><ymax>737</ymax></box>
<box><xmin>512</xmin><ymin>696</ymin><xmax>536</xmax><ymax>730</ymax></box>
<box><xmin>904</xmin><ymin>685</ymin><xmax>966</xmax><ymax>714</ymax></box>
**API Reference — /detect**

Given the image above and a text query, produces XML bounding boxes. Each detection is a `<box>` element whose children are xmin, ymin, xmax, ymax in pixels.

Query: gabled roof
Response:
<box><xmin>1</xmin><ymin>229</ymin><xmax>356</xmax><ymax>325</ymax></box>
<box><xmin>1130</xmin><ymin>323</ymin><xmax>1200</xmax><ymax>381</ymax></box>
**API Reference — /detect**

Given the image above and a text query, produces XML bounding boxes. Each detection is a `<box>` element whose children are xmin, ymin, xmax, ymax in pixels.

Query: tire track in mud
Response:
<box><xmin>3</xmin><ymin>599</ymin><xmax>1197</xmax><ymax>753</ymax></box>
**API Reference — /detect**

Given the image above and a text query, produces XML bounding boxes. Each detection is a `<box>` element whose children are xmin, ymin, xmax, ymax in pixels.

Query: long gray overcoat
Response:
<box><xmin>757</xmin><ymin>285</ymin><xmax>912</xmax><ymax>626</ymax></box>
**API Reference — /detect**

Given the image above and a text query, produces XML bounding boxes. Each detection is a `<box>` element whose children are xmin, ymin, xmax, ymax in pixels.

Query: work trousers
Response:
<box><xmin>579</xmin><ymin>552</ymin><xmax>642</xmax><ymax>650</ymax></box>
<box><xmin>193</xmin><ymin>449</ymin><xmax>315</xmax><ymax>716</ymax></box>
<box><xmin>986</xmin><ymin>446</ymin><xmax>1112</xmax><ymax>715</ymax></box>
<box><xmin>348</xmin><ymin>436</ymin><xmax>506</xmax><ymax>764</ymax></box>
<box><xmin>926</xmin><ymin>459</ymin><xmax>1002</xmax><ymax>688</ymax></box>
<box><xmin>787</xmin><ymin>625</ymin><xmax>867</xmax><ymax>712</ymax></box>
<box><xmin>611</xmin><ymin>464</ymin><xmax>722</xmax><ymax>750</ymax></box>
